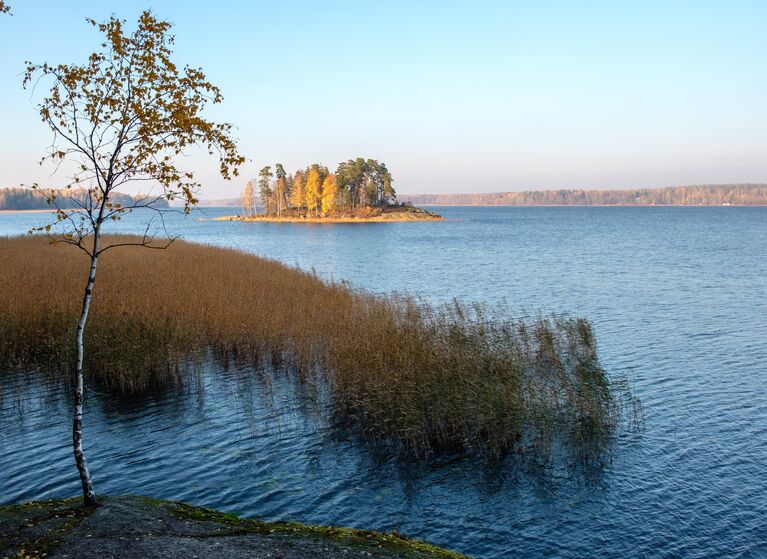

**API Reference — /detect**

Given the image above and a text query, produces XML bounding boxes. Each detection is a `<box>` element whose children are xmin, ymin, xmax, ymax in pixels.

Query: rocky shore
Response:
<box><xmin>0</xmin><ymin>496</ymin><xmax>468</xmax><ymax>559</ymax></box>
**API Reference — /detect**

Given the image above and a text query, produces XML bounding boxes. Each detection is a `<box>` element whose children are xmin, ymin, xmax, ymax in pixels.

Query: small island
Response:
<box><xmin>218</xmin><ymin>157</ymin><xmax>443</xmax><ymax>222</ymax></box>
<box><xmin>216</xmin><ymin>203</ymin><xmax>443</xmax><ymax>223</ymax></box>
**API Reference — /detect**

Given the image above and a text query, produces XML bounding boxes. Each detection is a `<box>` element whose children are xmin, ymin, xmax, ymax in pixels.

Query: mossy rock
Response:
<box><xmin>0</xmin><ymin>496</ymin><xmax>470</xmax><ymax>559</ymax></box>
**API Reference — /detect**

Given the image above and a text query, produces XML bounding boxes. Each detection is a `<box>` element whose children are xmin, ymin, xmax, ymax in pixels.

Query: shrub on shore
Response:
<box><xmin>0</xmin><ymin>235</ymin><xmax>635</xmax><ymax>459</ymax></box>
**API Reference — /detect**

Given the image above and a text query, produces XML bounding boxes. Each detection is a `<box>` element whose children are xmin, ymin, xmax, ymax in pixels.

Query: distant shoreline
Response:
<box><xmin>2</xmin><ymin>205</ymin><xmax>763</xmax><ymax>216</ymax></box>
<box><xmin>408</xmin><ymin>203</ymin><xmax>766</xmax><ymax>207</ymax></box>
<box><xmin>400</xmin><ymin>184</ymin><xmax>767</xmax><ymax>207</ymax></box>
<box><xmin>0</xmin><ymin>209</ymin><xmax>59</xmax><ymax>214</ymax></box>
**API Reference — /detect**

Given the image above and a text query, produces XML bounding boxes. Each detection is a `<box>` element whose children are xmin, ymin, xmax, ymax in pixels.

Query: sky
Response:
<box><xmin>1</xmin><ymin>0</ymin><xmax>767</xmax><ymax>197</ymax></box>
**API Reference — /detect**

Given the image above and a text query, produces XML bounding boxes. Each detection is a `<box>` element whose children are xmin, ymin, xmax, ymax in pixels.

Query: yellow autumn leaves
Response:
<box><xmin>284</xmin><ymin>168</ymin><xmax>341</xmax><ymax>215</ymax></box>
<box><xmin>321</xmin><ymin>174</ymin><xmax>339</xmax><ymax>214</ymax></box>
<box><xmin>305</xmin><ymin>167</ymin><xmax>321</xmax><ymax>214</ymax></box>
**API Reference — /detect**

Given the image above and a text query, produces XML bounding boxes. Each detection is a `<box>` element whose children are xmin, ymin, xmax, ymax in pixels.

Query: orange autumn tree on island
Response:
<box><xmin>246</xmin><ymin>158</ymin><xmax>396</xmax><ymax>217</ymax></box>
<box><xmin>288</xmin><ymin>170</ymin><xmax>305</xmax><ymax>209</ymax></box>
<box><xmin>305</xmin><ymin>166</ymin><xmax>322</xmax><ymax>216</ymax></box>
<box><xmin>321</xmin><ymin>174</ymin><xmax>339</xmax><ymax>214</ymax></box>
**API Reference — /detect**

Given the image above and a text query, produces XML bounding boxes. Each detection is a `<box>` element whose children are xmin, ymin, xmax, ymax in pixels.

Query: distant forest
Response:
<box><xmin>401</xmin><ymin>184</ymin><xmax>767</xmax><ymax>206</ymax></box>
<box><xmin>0</xmin><ymin>188</ymin><xmax>169</xmax><ymax>210</ymax></box>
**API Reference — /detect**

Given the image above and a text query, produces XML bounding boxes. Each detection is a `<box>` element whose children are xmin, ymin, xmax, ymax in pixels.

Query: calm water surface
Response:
<box><xmin>1</xmin><ymin>206</ymin><xmax>766</xmax><ymax>558</ymax></box>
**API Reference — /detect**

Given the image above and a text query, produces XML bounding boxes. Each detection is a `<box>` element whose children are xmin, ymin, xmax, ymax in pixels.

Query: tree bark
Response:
<box><xmin>73</xmin><ymin>229</ymin><xmax>100</xmax><ymax>506</ymax></box>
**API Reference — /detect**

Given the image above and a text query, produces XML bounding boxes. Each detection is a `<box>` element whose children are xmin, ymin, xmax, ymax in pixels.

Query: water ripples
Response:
<box><xmin>1</xmin><ymin>206</ymin><xmax>766</xmax><ymax>558</ymax></box>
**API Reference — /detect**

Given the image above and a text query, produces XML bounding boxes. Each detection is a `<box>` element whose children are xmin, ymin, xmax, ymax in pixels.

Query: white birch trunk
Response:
<box><xmin>73</xmin><ymin>229</ymin><xmax>100</xmax><ymax>506</ymax></box>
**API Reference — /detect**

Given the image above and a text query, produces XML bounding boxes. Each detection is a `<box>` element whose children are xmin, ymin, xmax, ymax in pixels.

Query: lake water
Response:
<box><xmin>1</xmin><ymin>206</ymin><xmax>766</xmax><ymax>558</ymax></box>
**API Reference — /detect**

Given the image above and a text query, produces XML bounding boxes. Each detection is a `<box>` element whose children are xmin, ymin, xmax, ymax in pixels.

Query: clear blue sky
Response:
<box><xmin>1</xmin><ymin>0</ymin><xmax>766</xmax><ymax>196</ymax></box>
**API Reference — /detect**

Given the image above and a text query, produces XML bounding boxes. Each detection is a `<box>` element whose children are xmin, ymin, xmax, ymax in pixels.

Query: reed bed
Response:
<box><xmin>0</xmin><ymin>235</ymin><xmax>635</xmax><ymax>459</ymax></box>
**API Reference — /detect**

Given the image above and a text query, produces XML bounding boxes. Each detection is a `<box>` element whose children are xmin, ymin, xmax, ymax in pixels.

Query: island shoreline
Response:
<box><xmin>213</xmin><ymin>212</ymin><xmax>444</xmax><ymax>223</ymax></box>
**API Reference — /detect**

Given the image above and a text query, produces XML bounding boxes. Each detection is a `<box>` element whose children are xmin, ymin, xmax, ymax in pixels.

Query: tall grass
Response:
<box><xmin>0</xmin><ymin>235</ymin><xmax>637</xmax><ymax>459</ymax></box>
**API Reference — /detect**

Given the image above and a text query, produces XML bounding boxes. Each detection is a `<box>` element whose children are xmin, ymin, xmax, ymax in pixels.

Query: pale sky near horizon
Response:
<box><xmin>1</xmin><ymin>0</ymin><xmax>766</xmax><ymax>197</ymax></box>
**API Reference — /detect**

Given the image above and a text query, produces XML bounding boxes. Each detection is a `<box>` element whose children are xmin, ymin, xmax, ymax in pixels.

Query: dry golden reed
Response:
<box><xmin>0</xmin><ymin>235</ymin><xmax>633</xmax><ymax>458</ymax></box>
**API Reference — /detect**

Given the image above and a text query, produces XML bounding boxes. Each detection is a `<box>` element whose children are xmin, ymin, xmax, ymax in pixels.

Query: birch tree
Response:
<box><xmin>23</xmin><ymin>11</ymin><xmax>244</xmax><ymax>506</ymax></box>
